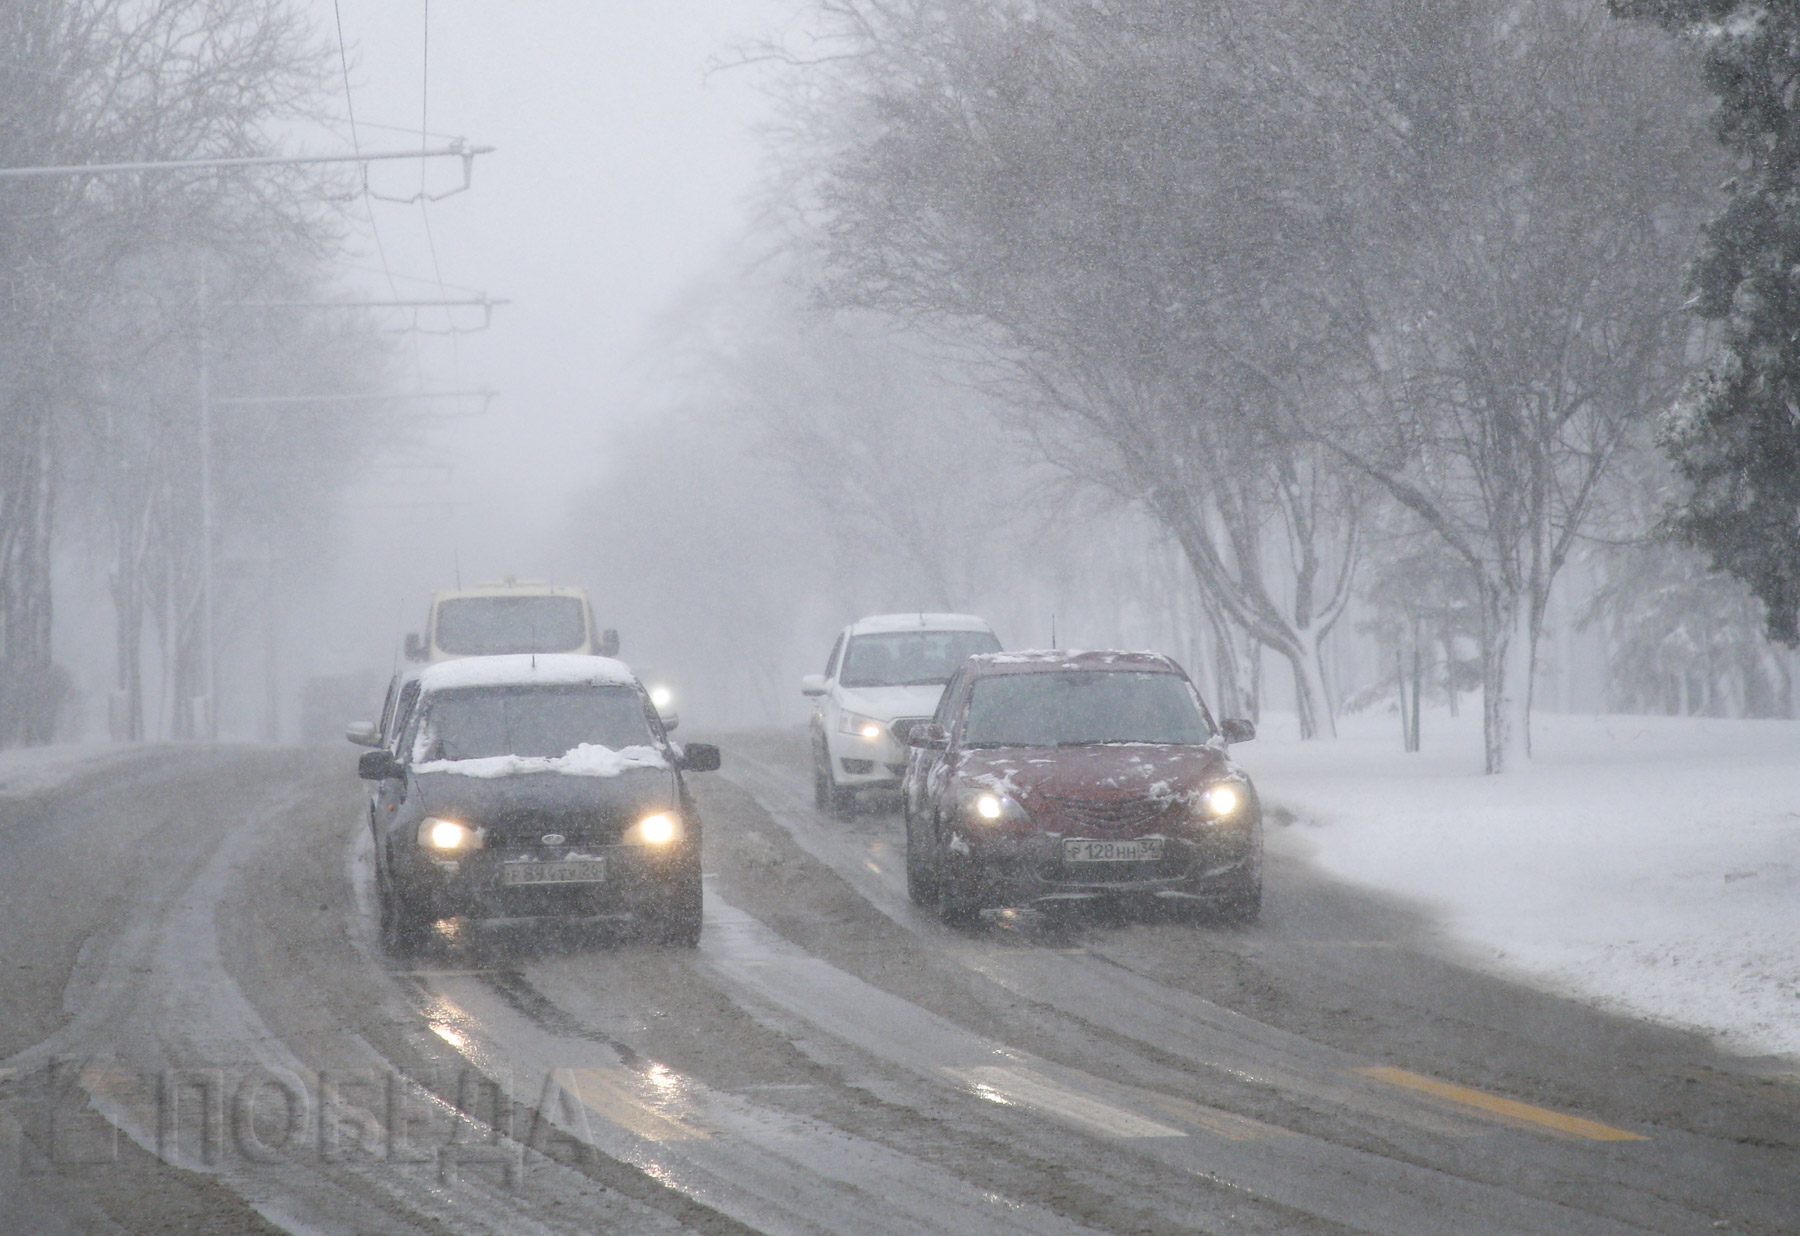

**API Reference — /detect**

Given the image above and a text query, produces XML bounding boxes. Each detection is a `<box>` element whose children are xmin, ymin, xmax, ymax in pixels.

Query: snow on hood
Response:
<box><xmin>419</xmin><ymin>654</ymin><xmax>637</xmax><ymax>693</ymax></box>
<box><xmin>414</xmin><ymin>742</ymin><xmax>668</xmax><ymax>779</ymax></box>
<box><xmin>954</xmin><ymin>743</ymin><xmax>1231</xmax><ymax>805</ymax></box>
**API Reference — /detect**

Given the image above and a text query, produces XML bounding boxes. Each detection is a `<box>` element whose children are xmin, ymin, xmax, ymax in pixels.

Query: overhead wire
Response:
<box><xmin>417</xmin><ymin>0</ymin><xmax>464</xmax><ymax>367</ymax></box>
<box><xmin>331</xmin><ymin>0</ymin><xmax>424</xmax><ymax>383</ymax></box>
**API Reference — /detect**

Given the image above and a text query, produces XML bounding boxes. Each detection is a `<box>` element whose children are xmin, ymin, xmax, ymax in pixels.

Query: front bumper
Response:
<box><xmin>825</xmin><ymin>730</ymin><xmax>909</xmax><ymax>788</ymax></box>
<box><xmin>941</xmin><ymin>823</ymin><xmax>1259</xmax><ymax>908</ymax></box>
<box><xmin>393</xmin><ymin>842</ymin><xmax>697</xmax><ymax>921</ymax></box>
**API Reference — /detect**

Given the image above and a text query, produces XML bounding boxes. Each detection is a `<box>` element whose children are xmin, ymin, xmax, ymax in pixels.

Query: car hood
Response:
<box><xmin>411</xmin><ymin>765</ymin><xmax>675</xmax><ymax>819</ymax></box>
<box><xmin>951</xmin><ymin>743</ymin><xmax>1233</xmax><ymax>805</ymax></box>
<box><xmin>836</xmin><ymin>683</ymin><xmax>946</xmax><ymax>721</ymax></box>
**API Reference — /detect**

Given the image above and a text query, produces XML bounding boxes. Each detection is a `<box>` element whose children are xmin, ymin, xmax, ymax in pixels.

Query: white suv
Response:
<box><xmin>801</xmin><ymin>614</ymin><xmax>1000</xmax><ymax>817</ymax></box>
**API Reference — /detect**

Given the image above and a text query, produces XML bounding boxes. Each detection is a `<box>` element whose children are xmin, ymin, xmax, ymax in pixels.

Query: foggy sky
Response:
<box><xmin>302</xmin><ymin>0</ymin><xmax>798</xmax><ymax>669</ymax></box>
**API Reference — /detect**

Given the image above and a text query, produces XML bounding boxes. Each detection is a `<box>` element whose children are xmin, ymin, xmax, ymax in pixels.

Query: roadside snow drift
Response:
<box><xmin>1252</xmin><ymin>708</ymin><xmax>1800</xmax><ymax>1062</ymax></box>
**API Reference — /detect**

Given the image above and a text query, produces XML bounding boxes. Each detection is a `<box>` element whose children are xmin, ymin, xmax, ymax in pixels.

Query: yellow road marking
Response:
<box><xmin>1356</xmin><ymin>1067</ymin><xmax>1646</xmax><ymax>1141</ymax></box>
<box><xmin>568</xmin><ymin>1067</ymin><xmax>709</xmax><ymax>1142</ymax></box>
<box><xmin>946</xmin><ymin>1065</ymin><xmax>1185</xmax><ymax>1139</ymax></box>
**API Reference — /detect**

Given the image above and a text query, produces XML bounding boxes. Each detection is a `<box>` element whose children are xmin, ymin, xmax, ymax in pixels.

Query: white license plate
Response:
<box><xmin>1063</xmin><ymin>837</ymin><xmax>1164</xmax><ymax>864</ymax></box>
<box><xmin>502</xmin><ymin>859</ymin><xmax>607</xmax><ymax>885</ymax></box>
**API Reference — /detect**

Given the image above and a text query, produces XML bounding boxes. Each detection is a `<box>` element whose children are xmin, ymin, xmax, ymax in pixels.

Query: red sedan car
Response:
<box><xmin>901</xmin><ymin>650</ymin><xmax>1260</xmax><ymax>924</ymax></box>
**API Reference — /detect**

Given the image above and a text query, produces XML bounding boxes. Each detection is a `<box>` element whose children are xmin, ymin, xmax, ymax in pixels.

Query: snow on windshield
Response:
<box><xmin>411</xmin><ymin>684</ymin><xmax>657</xmax><ymax>768</ymax></box>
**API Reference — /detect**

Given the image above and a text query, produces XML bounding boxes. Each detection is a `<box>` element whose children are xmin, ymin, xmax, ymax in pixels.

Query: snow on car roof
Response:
<box><xmin>418</xmin><ymin>654</ymin><xmax>638</xmax><ymax>693</ymax></box>
<box><xmin>848</xmin><ymin>612</ymin><xmax>995</xmax><ymax>634</ymax></box>
<box><xmin>971</xmin><ymin>649</ymin><xmax>1180</xmax><ymax>673</ymax></box>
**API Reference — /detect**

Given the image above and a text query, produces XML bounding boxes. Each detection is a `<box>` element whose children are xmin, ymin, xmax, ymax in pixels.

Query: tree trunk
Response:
<box><xmin>1284</xmin><ymin>631</ymin><xmax>1337</xmax><ymax>741</ymax></box>
<box><xmin>1479</xmin><ymin>581</ymin><xmax>1534</xmax><ymax>774</ymax></box>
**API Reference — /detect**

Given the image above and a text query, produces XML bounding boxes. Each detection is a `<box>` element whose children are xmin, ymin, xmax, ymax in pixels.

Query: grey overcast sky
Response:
<box><xmin>301</xmin><ymin>0</ymin><xmax>800</xmax><ymax>664</ymax></box>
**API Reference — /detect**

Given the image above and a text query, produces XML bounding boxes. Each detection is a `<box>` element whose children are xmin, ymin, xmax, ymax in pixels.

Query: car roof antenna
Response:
<box><xmin>1050</xmin><ymin>612</ymin><xmax>1057</xmax><ymax>650</ymax></box>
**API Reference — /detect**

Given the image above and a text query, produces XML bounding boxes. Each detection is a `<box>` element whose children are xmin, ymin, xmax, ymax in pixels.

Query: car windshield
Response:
<box><xmin>840</xmin><ymin>629</ymin><xmax>1001</xmax><ymax>687</ymax></box>
<box><xmin>411</xmin><ymin>685</ymin><xmax>653</xmax><ymax>761</ymax></box>
<box><xmin>961</xmin><ymin>670</ymin><xmax>1213</xmax><ymax>747</ymax></box>
<box><xmin>433</xmin><ymin>596</ymin><xmax>587</xmax><ymax>655</ymax></box>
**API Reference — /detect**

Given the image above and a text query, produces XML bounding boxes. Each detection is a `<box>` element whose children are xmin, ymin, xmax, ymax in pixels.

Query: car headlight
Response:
<box><xmin>649</xmin><ymin>685</ymin><xmax>673</xmax><ymax>711</ymax></box>
<box><xmin>838</xmin><ymin>711</ymin><xmax>886</xmax><ymax>741</ymax></box>
<box><xmin>1198</xmin><ymin>782</ymin><xmax>1244</xmax><ymax>819</ymax></box>
<box><xmin>625</xmin><ymin>811</ymin><xmax>681</xmax><ymax>845</ymax></box>
<box><xmin>419</xmin><ymin>817</ymin><xmax>482</xmax><ymax>849</ymax></box>
<box><xmin>959</xmin><ymin>788</ymin><xmax>1027</xmax><ymax>825</ymax></box>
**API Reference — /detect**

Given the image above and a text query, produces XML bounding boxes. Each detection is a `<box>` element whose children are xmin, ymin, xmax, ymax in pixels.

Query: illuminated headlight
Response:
<box><xmin>649</xmin><ymin>685</ymin><xmax>673</xmax><ymax>710</ymax></box>
<box><xmin>626</xmin><ymin>811</ymin><xmax>681</xmax><ymax>845</ymax></box>
<box><xmin>419</xmin><ymin>817</ymin><xmax>481</xmax><ymax>849</ymax></box>
<box><xmin>961</xmin><ymin>788</ymin><xmax>1026</xmax><ymax>825</ymax></box>
<box><xmin>838</xmin><ymin>711</ymin><xmax>885</xmax><ymax>741</ymax></box>
<box><xmin>1200</xmin><ymin>783</ymin><xmax>1243</xmax><ymax>818</ymax></box>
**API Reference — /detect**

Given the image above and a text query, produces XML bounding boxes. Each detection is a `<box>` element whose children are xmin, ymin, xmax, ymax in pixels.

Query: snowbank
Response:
<box><xmin>414</xmin><ymin>742</ymin><xmax>668</xmax><ymax>779</ymax></box>
<box><xmin>1251</xmin><ymin>707</ymin><xmax>1800</xmax><ymax>1062</ymax></box>
<box><xmin>0</xmin><ymin>742</ymin><xmax>134</xmax><ymax>802</ymax></box>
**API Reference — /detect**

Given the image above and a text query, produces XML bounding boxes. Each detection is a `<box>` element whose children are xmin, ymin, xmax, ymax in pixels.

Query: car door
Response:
<box><xmin>813</xmin><ymin>631</ymin><xmax>845</xmax><ymax>757</ymax></box>
<box><xmin>372</xmin><ymin>680</ymin><xmax>421</xmax><ymax>852</ymax></box>
<box><xmin>913</xmin><ymin>666</ymin><xmax>970</xmax><ymax>822</ymax></box>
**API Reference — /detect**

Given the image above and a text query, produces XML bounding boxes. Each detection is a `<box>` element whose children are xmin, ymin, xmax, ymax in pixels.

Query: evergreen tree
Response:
<box><xmin>1614</xmin><ymin>1</ymin><xmax>1800</xmax><ymax>644</ymax></box>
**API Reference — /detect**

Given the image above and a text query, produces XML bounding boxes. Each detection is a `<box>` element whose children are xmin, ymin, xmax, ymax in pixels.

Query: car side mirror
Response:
<box><xmin>906</xmin><ymin>722</ymin><xmax>949</xmax><ymax>750</ymax></box>
<box><xmin>800</xmin><ymin>674</ymin><xmax>828</xmax><ymax>697</ymax></box>
<box><xmin>680</xmin><ymin>742</ymin><xmax>721</xmax><ymax>772</ymax></box>
<box><xmin>598</xmin><ymin>628</ymin><xmax>620</xmax><ymax>657</ymax></box>
<box><xmin>404</xmin><ymin>632</ymin><xmax>427</xmax><ymax>662</ymax></box>
<box><xmin>345</xmin><ymin>720</ymin><xmax>380</xmax><ymax>748</ymax></box>
<box><xmin>1220</xmin><ymin>718</ymin><xmax>1256</xmax><ymax>745</ymax></box>
<box><xmin>658</xmin><ymin>711</ymin><xmax>680</xmax><ymax>733</ymax></box>
<box><xmin>358</xmin><ymin>749</ymin><xmax>403</xmax><ymax>781</ymax></box>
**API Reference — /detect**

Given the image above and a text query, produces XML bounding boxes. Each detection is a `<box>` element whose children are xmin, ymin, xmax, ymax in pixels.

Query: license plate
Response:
<box><xmin>1063</xmin><ymin>837</ymin><xmax>1164</xmax><ymax>863</ymax></box>
<box><xmin>502</xmin><ymin>859</ymin><xmax>607</xmax><ymax>885</ymax></box>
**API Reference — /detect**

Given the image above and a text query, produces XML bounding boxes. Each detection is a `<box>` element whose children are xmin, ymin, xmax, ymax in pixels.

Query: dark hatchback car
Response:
<box><xmin>901</xmin><ymin>650</ymin><xmax>1260</xmax><ymax>924</ymax></box>
<box><xmin>355</xmin><ymin>654</ymin><xmax>720</xmax><ymax>952</ymax></box>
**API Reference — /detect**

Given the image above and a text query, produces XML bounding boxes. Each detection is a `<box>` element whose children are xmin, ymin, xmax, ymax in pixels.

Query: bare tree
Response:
<box><xmin>0</xmin><ymin>0</ymin><xmax>336</xmax><ymax>744</ymax></box>
<box><xmin>773</xmin><ymin>0</ymin><xmax>1363</xmax><ymax>736</ymax></box>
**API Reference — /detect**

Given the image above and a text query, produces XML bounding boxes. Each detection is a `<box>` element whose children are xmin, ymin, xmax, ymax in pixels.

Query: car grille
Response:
<box><xmin>1038</xmin><ymin>793</ymin><xmax>1174</xmax><ymax>834</ymax></box>
<box><xmin>481</xmin><ymin>809</ymin><xmax>627</xmax><ymax>849</ymax></box>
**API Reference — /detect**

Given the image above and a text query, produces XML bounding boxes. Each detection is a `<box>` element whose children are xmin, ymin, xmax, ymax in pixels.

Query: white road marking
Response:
<box><xmin>947</xmin><ymin>1066</ymin><xmax>1185</xmax><ymax>1138</ymax></box>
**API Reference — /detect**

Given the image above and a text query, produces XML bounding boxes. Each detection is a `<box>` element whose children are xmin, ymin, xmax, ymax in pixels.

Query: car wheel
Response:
<box><xmin>811</xmin><ymin>737</ymin><xmax>832</xmax><ymax>809</ymax></box>
<box><xmin>828</xmin><ymin>780</ymin><xmax>858</xmax><ymax>820</ymax></box>
<box><xmin>1214</xmin><ymin>872</ymin><xmax>1262</xmax><ymax>923</ymax></box>
<box><xmin>380</xmin><ymin>877</ymin><xmax>431</xmax><ymax>956</ymax></box>
<box><xmin>646</xmin><ymin>877</ymin><xmax>703</xmax><ymax>947</ymax></box>
<box><xmin>904</xmin><ymin>811</ymin><xmax>938</xmax><ymax>905</ymax></box>
<box><xmin>936</xmin><ymin>834</ymin><xmax>982</xmax><ymax>927</ymax></box>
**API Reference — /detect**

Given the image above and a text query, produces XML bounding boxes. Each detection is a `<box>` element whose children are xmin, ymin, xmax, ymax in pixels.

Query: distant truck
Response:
<box><xmin>350</xmin><ymin>579</ymin><xmax>623</xmax><ymax>753</ymax></box>
<box><xmin>404</xmin><ymin>578</ymin><xmax>617</xmax><ymax>663</ymax></box>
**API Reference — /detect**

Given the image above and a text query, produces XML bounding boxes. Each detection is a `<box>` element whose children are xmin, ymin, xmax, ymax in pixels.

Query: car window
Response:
<box><xmin>824</xmin><ymin>633</ymin><xmax>844</xmax><ymax>679</ymax></box>
<box><xmin>388</xmin><ymin>681</ymin><xmax>422</xmax><ymax>753</ymax></box>
<box><xmin>840</xmin><ymin>630</ymin><xmax>1001</xmax><ymax>688</ymax></box>
<box><xmin>411</xmin><ymin>684</ymin><xmax>656</xmax><ymax>762</ymax></box>
<box><xmin>934</xmin><ymin>667</ymin><xmax>970</xmax><ymax>727</ymax></box>
<box><xmin>377</xmin><ymin>675</ymin><xmax>400</xmax><ymax>740</ymax></box>
<box><xmin>433</xmin><ymin>596</ymin><xmax>588</xmax><ymax>655</ymax></box>
<box><xmin>962</xmin><ymin>670</ymin><xmax>1213</xmax><ymax>747</ymax></box>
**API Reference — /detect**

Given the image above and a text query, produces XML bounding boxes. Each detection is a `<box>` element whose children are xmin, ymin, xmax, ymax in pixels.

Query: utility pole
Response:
<box><xmin>197</xmin><ymin>263</ymin><xmax>216</xmax><ymax>740</ymax></box>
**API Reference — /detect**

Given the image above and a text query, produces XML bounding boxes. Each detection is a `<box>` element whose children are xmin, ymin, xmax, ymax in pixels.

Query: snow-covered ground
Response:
<box><xmin>1253</xmin><ymin>706</ymin><xmax>1800</xmax><ymax>1062</ymax></box>
<box><xmin>0</xmin><ymin>741</ymin><xmax>134</xmax><ymax>802</ymax></box>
